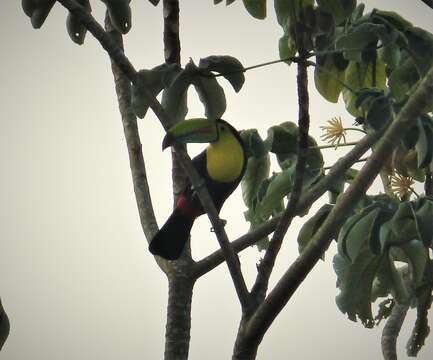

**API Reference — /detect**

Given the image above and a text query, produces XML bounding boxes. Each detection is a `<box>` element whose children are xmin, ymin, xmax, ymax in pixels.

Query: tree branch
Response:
<box><xmin>251</xmin><ymin>55</ymin><xmax>311</xmax><ymax>302</ymax></box>
<box><xmin>243</xmin><ymin>64</ymin><xmax>433</xmax><ymax>346</ymax></box>
<box><xmin>163</xmin><ymin>0</ymin><xmax>181</xmax><ymax>65</ymax></box>
<box><xmin>382</xmin><ymin>266</ymin><xmax>411</xmax><ymax>360</ymax></box>
<box><xmin>420</xmin><ymin>0</ymin><xmax>433</xmax><ymax>10</ymax></box>
<box><xmin>381</xmin><ymin>302</ymin><xmax>409</xmax><ymax>360</ymax></box>
<box><xmin>194</xmin><ymin>129</ymin><xmax>382</xmax><ymax>277</ymax></box>
<box><xmin>103</xmin><ymin>14</ymin><xmax>167</xmax><ymax>272</ymax></box>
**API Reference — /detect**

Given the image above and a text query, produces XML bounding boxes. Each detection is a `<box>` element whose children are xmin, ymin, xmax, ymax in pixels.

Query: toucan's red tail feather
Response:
<box><xmin>149</xmin><ymin>209</ymin><xmax>194</xmax><ymax>260</ymax></box>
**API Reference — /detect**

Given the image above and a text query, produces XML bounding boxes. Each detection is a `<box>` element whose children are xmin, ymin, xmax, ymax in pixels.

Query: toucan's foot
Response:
<box><xmin>210</xmin><ymin>219</ymin><xmax>227</xmax><ymax>232</ymax></box>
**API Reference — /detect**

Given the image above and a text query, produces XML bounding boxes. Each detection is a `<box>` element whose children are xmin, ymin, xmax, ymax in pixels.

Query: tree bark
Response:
<box><xmin>232</xmin><ymin>316</ymin><xmax>260</xmax><ymax>360</ymax></box>
<box><xmin>165</xmin><ymin>272</ymin><xmax>195</xmax><ymax>360</ymax></box>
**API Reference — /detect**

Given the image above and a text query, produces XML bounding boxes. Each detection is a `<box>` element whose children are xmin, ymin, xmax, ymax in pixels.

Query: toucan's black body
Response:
<box><xmin>149</xmin><ymin>119</ymin><xmax>246</xmax><ymax>260</ymax></box>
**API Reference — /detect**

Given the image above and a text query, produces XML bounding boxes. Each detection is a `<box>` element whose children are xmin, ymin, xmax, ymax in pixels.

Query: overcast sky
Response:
<box><xmin>1</xmin><ymin>1</ymin><xmax>433</xmax><ymax>359</ymax></box>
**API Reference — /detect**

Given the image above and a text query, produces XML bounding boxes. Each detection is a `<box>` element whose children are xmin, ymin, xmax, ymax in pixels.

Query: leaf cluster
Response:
<box><xmin>240</xmin><ymin>122</ymin><xmax>323</xmax><ymax>250</ymax></box>
<box><xmin>332</xmin><ymin>194</ymin><xmax>433</xmax><ymax>354</ymax></box>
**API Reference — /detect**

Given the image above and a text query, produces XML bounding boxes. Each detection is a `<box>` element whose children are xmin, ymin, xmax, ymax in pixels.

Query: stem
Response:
<box><xmin>309</xmin><ymin>60</ymin><xmax>358</xmax><ymax>94</ymax></box>
<box><xmin>313</xmin><ymin>141</ymin><xmax>358</xmax><ymax>150</ymax></box>
<box><xmin>324</xmin><ymin>157</ymin><xmax>368</xmax><ymax>170</ymax></box>
<box><xmin>345</xmin><ymin>127</ymin><xmax>367</xmax><ymax>134</ymax></box>
<box><xmin>251</xmin><ymin>54</ymin><xmax>311</xmax><ymax>303</ymax></box>
<box><xmin>381</xmin><ymin>303</ymin><xmax>409</xmax><ymax>360</ymax></box>
<box><xmin>381</xmin><ymin>266</ymin><xmax>412</xmax><ymax>360</ymax></box>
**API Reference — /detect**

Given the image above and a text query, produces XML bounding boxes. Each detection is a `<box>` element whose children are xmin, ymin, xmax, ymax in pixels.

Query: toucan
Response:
<box><xmin>149</xmin><ymin>118</ymin><xmax>247</xmax><ymax>260</ymax></box>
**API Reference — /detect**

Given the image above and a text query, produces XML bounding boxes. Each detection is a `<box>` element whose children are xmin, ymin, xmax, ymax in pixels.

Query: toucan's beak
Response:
<box><xmin>162</xmin><ymin>118</ymin><xmax>218</xmax><ymax>150</ymax></box>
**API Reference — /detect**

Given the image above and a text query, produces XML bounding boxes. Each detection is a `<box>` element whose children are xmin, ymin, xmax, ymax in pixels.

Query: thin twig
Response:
<box><xmin>323</xmin><ymin>157</ymin><xmax>368</xmax><ymax>170</ymax></box>
<box><xmin>312</xmin><ymin>141</ymin><xmax>358</xmax><ymax>150</ymax></box>
<box><xmin>104</xmin><ymin>15</ymin><xmax>160</xmax><ymax>252</ymax></box>
<box><xmin>250</xmin><ymin>54</ymin><xmax>311</xmax><ymax>302</ymax></box>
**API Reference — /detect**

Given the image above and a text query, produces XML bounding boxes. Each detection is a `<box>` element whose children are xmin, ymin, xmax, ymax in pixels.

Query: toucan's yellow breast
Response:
<box><xmin>206</xmin><ymin>134</ymin><xmax>244</xmax><ymax>183</ymax></box>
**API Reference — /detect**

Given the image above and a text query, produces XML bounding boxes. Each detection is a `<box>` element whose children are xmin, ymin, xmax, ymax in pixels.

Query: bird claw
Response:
<box><xmin>210</xmin><ymin>219</ymin><xmax>227</xmax><ymax>232</ymax></box>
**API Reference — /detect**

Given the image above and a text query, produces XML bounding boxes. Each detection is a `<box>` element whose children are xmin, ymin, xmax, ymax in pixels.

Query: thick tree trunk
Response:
<box><xmin>165</xmin><ymin>273</ymin><xmax>195</xmax><ymax>360</ymax></box>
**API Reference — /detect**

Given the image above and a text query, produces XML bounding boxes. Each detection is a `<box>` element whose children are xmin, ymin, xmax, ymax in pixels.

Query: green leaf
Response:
<box><xmin>389</xmin><ymin>57</ymin><xmax>419</xmax><ymax>100</ymax></box>
<box><xmin>242</xmin><ymin>0</ymin><xmax>266</xmax><ymax>19</ymax></box>
<box><xmin>161</xmin><ymin>63</ymin><xmax>196</xmax><ymax>123</ymax></box>
<box><xmin>274</xmin><ymin>0</ymin><xmax>313</xmax><ymax>30</ymax></box>
<box><xmin>22</xmin><ymin>0</ymin><xmax>55</xmax><ymax>29</ymax></box>
<box><xmin>405</xmin><ymin>27</ymin><xmax>433</xmax><ymax>76</ymax></box>
<box><xmin>298</xmin><ymin>204</ymin><xmax>333</xmax><ymax>256</ymax></box>
<box><xmin>399</xmin><ymin>240</ymin><xmax>428</xmax><ymax>287</ymax></box>
<box><xmin>371</xmin><ymin>260</ymin><xmax>394</xmax><ymax>302</ymax></box>
<box><xmin>255</xmin><ymin>168</ymin><xmax>294</xmax><ymax>220</ymax></box>
<box><xmin>337</xmin><ymin>208</ymin><xmax>370</xmax><ymax>260</ymax></box>
<box><xmin>240</xmin><ymin>131</ymin><xmax>270</xmax><ymax>208</ymax></box>
<box><xmin>241</xmin><ymin>129</ymin><xmax>269</xmax><ymax>158</ymax></box>
<box><xmin>343</xmin><ymin>59</ymin><xmax>386</xmax><ymax>116</ymax></box>
<box><xmin>350</xmin><ymin>3</ymin><xmax>364</xmax><ymax>22</ymax></box>
<box><xmin>372</xmin><ymin>9</ymin><xmax>413</xmax><ymax>32</ymax></box>
<box><xmin>378</xmin><ymin>42</ymin><xmax>401</xmax><ymax>68</ymax></box>
<box><xmin>66</xmin><ymin>0</ymin><xmax>91</xmax><ymax>45</ymax></box>
<box><xmin>198</xmin><ymin>56</ymin><xmax>245</xmax><ymax>92</ymax></box>
<box><xmin>365</xmin><ymin>95</ymin><xmax>392</xmax><ymax>130</ymax></box>
<box><xmin>314</xmin><ymin>55</ymin><xmax>345</xmax><ymax>103</ymax></box>
<box><xmin>415</xmin><ymin>198</ymin><xmax>433</xmax><ymax>247</ymax></box>
<box><xmin>388</xmin><ymin>202</ymin><xmax>418</xmax><ymax>245</ymax></box>
<box><xmin>267</xmin><ymin>122</ymin><xmax>323</xmax><ymax>172</ymax></box>
<box><xmin>104</xmin><ymin>0</ymin><xmax>132</xmax><ymax>34</ymax></box>
<box><xmin>317</xmin><ymin>0</ymin><xmax>356</xmax><ymax>25</ymax></box>
<box><xmin>387</xmin><ymin>255</ymin><xmax>411</xmax><ymax>304</ymax></box>
<box><xmin>336</xmin><ymin>23</ymin><xmax>386</xmax><ymax>61</ymax></box>
<box><xmin>416</xmin><ymin>117</ymin><xmax>433</xmax><ymax>168</ymax></box>
<box><xmin>347</xmin><ymin>207</ymin><xmax>381</xmax><ymax>261</ymax></box>
<box><xmin>335</xmin><ymin>249</ymin><xmax>385</xmax><ymax>327</ymax></box>
<box><xmin>0</xmin><ymin>298</ymin><xmax>10</xmax><ymax>351</ymax></box>
<box><xmin>278</xmin><ymin>34</ymin><xmax>297</xmax><ymax>64</ymax></box>
<box><xmin>267</xmin><ymin>123</ymin><xmax>298</xmax><ymax>154</ymax></box>
<box><xmin>241</xmin><ymin>154</ymin><xmax>270</xmax><ymax>208</ymax></box>
<box><xmin>132</xmin><ymin>64</ymin><xmax>178</xmax><ymax>119</ymax></box>
<box><xmin>254</xmin><ymin>166</ymin><xmax>319</xmax><ymax>221</ymax></box>
<box><xmin>406</xmin><ymin>260</ymin><xmax>433</xmax><ymax>356</ymax></box>
<box><xmin>193</xmin><ymin>72</ymin><xmax>226</xmax><ymax>119</ymax></box>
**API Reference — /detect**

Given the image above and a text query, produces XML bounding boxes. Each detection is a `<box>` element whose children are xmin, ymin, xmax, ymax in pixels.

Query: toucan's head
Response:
<box><xmin>162</xmin><ymin>118</ymin><xmax>240</xmax><ymax>150</ymax></box>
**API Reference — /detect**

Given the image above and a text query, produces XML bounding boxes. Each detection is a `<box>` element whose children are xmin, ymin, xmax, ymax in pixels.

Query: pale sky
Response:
<box><xmin>1</xmin><ymin>1</ymin><xmax>433</xmax><ymax>359</ymax></box>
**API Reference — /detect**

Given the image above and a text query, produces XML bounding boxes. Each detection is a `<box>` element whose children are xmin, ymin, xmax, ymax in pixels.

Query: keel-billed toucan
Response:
<box><xmin>149</xmin><ymin>118</ymin><xmax>247</xmax><ymax>260</ymax></box>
